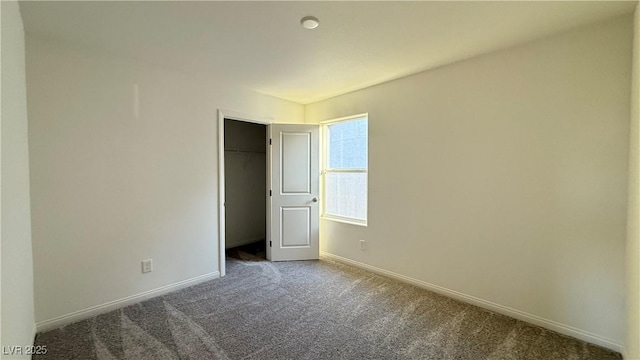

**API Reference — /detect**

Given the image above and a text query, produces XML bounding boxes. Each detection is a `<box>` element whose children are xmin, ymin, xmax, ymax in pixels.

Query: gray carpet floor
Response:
<box><xmin>34</xmin><ymin>253</ymin><xmax>622</xmax><ymax>359</ymax></box>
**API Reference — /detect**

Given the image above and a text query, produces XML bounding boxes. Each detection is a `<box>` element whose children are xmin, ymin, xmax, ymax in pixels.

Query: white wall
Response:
<box><xmin>224</xmin><ymin>120</ymin><xmax>267</xmax><ymax>249</ymax></box>
<box><xmin>626</xmin><ymin>3</ymin><xmax>640</xmax><ymax>359</ymax></box>
<box><xmin>26</xmin><ymin>36</ymin><xmax>303</xmax><ymax>327</ymax></box>
<box><xmin>1</xmin><ymin>1</ymin><xmax>36</xmax><ymax>357</ymax></box>
<box><xmin>306</xmin><ymin>16</ymin><xmax>632</xmax><ymax>349</ymax></box>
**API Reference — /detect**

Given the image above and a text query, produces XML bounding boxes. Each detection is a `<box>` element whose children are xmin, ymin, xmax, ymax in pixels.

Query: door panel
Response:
<box><xmin>281</xmin><ymin>207</ymin><xmax>310</xmax><ymax>247</ymax></box>
<box><xmin>281</xmin><ymin>132</ymin><xmax>311</xmax><ymax>194</ymax></box>
<box><xmin>268</xmin><ymin>124</ymin><xmax>319</xmax><ymax>261</ymax></box>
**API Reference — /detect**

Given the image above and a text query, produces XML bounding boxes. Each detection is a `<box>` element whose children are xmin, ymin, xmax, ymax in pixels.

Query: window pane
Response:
<box><xmin>325</xmin><ymin>172</ymin><xmax>367</xmax><ymax>221</ymax></box>
<box><xmin>327</xmin><ymin>118</ymin><xmax>367</xmax><ymax>169</ymax></box>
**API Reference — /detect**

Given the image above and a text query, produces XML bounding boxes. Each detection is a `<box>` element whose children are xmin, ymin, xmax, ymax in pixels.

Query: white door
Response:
<box><xmin>267</xmin><ymin>124</ymin><xmax>319</xmax><ymax>261</ymax></box>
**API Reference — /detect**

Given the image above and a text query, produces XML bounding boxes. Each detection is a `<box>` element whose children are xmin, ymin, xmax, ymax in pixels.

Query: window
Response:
<box><xmin>322</xmin><ymin>114</ymin><xmax>368</xmax><ymax>225</ymax></box>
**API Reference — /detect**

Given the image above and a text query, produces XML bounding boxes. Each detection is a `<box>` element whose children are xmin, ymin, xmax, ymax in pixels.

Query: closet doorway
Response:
<box><xmin>217</xmin><ymin>110</ymin><xmax>320</xmax><ymax>277</ymax></box>
<box><xmin>222</xmin><ymin>117</ymin><xmax>268</xmax><ymax>268</ymax></box>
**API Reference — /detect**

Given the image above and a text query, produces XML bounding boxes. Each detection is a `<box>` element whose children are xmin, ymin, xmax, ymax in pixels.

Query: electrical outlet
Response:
<box><xmin>142</xmin><ymin>259</ymin><xmax>153</xmax><ymax>273</ymax></box>
<box><xmin>360</xmin><ymin>240</ymin><xmax>366</xmax><ymax>251</ymax></box>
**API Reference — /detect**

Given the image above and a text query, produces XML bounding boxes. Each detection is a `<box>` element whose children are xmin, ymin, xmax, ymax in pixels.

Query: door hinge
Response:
<box><xmin>269</xmin><ymin>138</ymin><xmax>272</xmax><ymax>145</ymax></box>
<box><xmin>269</xmin><ymin>241</ymin><xmax>272</xmax><ymax>247</ymax></box>
<box><xmin>269</xmin><ymin>190</ymin><xmax>272</xmax><ymax>196</ymax></box>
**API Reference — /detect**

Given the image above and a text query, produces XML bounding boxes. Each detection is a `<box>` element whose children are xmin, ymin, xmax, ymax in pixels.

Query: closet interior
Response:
<box><xmin>224</xmin><ymin>119</ymin><xmax>268</xmax><ymax>259</ymax></box>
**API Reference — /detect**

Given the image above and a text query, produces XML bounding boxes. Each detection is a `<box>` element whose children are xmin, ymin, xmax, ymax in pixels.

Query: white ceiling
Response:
<box><xmin>19</xmin><ymin>1</ymin><xmax>636</xmax><ymax>104</ymax></box>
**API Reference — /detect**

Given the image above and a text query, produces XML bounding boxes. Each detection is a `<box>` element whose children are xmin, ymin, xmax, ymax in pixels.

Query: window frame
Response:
<box><xmin>321</xmin><ymin>113</ymin><xmax>368</xmax><ymax>226</ymax></box>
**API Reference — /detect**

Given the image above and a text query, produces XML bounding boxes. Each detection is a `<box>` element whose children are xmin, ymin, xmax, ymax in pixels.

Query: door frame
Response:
<box><xmin>217</xmin><ymin>109</ymin><xmax>272</xmax><ymax>277</ymax></box>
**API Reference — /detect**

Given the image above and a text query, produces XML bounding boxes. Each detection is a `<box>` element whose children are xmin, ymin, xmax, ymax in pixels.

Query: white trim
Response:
<box><xmin>217</xmin><ymin>110</ymin><xmax>272</xmax><ymax>275</ymax></box>
<box><xmin>320</xmin><ymin>112</ymin><xmax>368</xmax><ymax>125</ymax></box>
<box><xmin>320</xmin><ymin>251</ymin><xmax>623</xmax><ymax>353</ymax></box>
<box><xmin>267</xmin><ymin>125</ymin><xmax>272</xmax><ymax>261</ymax></box>
<box><xmin>219</xmin><ymin>109</ymin><xmax>273</xmax><ymax>125</ymax></box>
<box><xmin>35</xmin><ymin>271</ymin><xmax>220</xmax><ymax>333</ymax></box>
<box><xmin>324</xmin><ymin>169</ymin><xmax>367</xmax><ymax>173</ymax></box>
<box><xmin>218</xmin><ymin>112</ymin><xmax>225</xmax><ymax>277</ymax></box>
<box><xmin>321</xmin><ymin>214</ymin><xmax>367</xmax><ymax>227</ymax></box>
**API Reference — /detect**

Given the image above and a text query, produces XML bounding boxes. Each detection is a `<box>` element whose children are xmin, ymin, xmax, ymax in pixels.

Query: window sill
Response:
<box><xmin>321</xmin><ymin>215</ymin><xmax>368</xmax><ymax>227</ymax></box>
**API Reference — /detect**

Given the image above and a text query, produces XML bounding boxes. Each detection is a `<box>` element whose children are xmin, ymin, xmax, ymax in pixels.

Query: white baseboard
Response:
<box><xmin>35</xmin><ymin>271</ymin><xmax>220</xmax><ymax>333</ymax></box>
<box><xmin>320</xmin><ymin>251</ymin><xmax>623</xmax><ymax>353</ymax></box>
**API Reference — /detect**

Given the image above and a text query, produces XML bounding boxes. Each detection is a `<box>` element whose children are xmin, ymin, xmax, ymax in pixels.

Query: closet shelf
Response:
<box><xmin>224</xmin><ymin>149</ymin><xmax>266</xmax><ymax>154</ymax></box>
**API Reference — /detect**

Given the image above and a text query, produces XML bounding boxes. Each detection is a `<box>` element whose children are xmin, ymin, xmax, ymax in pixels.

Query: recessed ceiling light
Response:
<box><xmin>301</xmin><ymin>16</ymin><xmax>319</xmax><ymax>30</ymax></box>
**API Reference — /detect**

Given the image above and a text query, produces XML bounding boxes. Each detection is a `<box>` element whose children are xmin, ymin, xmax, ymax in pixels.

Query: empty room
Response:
<box><xmin>2</xmin><ymin>1</ymin><xmax>640</xmax><ymax>359</ymax></box>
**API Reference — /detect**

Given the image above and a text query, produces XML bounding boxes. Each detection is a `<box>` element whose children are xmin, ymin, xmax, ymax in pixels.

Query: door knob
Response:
<box><xmin>312</xmin><ymin>197</ymin><xmax>318</xmax><ymax>202</ymax></box>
